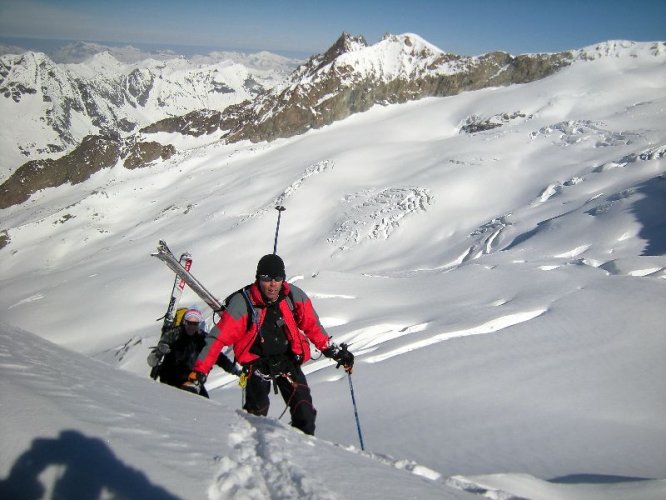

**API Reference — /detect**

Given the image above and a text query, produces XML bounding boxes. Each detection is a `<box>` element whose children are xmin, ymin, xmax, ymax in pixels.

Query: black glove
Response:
<box><xmin>323</xmin><ymin>343</ymin><xmax>355</xmax><ymax>373</ymax></box>
<box><xmin>181</xmin><ymin>371</ymin><xmax>207</xmax><ymax>395</ymax></box>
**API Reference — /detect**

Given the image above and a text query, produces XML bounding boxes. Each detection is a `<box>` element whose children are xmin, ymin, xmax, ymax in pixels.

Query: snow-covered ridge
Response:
<box><xmin>287</xmin><ymin>33</ymin><xmax>471</xmax><ymax>89</ymax></box>
<box><xmin>0</xmin><ymin>48</ymin><xmax>299</xmax><ymax>179</ymax></box>
<box><xmin>318</xmin><ymin>33</ymin><xmax>455</xmax><ymax>81</ymax></box>
<box><xmin>573</xmin><ymin>39</ymin><xmax>666</xmax><ymax>60</ymax></box>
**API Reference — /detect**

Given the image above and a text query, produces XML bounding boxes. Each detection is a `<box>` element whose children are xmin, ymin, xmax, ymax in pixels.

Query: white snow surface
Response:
<box><xmin>1</xmin><ymin>40</ymin><xmax>666</xmax><ymax>499</ymax></box>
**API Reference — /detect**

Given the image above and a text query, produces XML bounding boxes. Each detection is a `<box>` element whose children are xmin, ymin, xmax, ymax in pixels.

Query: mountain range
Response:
<box><xmin>0</xmin><ymin>42</ymin><xmax>299</xmax><ymax>182</ymax></box>
<box><xmin>0</xmin><ymin>32</ymin><xmax>590</xmax><ymax>210</ymax></box>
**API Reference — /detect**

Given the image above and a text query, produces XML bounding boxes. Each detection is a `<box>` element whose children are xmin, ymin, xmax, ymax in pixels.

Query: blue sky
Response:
<box><xmin>1</xmin><ymin>0</ymin><xmax>664</xmax><ymax>57</ymax></box>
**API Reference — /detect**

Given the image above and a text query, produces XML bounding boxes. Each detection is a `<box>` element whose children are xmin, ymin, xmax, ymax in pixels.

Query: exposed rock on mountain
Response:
<box><xmin>0</xmin><ymin>132</ymin><xmax>182</xmax><ymax>208</ymax></box>
<box><xmin>123</xmin><ymin>141</ymin><xmax>176</xmax><ymax>170</ymax></box>
<box><xmin>0</xmin><ymin>49</ymin><xmax>298</xmax><ymax>177</ymax></box>
<box><xmin>0</xmin><ymin>134</ymin><xmax>122</xmax><ymax>209</ymax></box>
<box><xmin>459</xmin><ymin>112</ymin><xmax>530</xmax><ymax>134</ymax></box>
<box><xmin>0</xmin><ymin>230</ymin><xmax>8</xmax><ymax>250</ymax></box>
<box><xmin>145</xmin><ymin>33</ymin><xmax>573</xmax><ymax>143</ymax></box>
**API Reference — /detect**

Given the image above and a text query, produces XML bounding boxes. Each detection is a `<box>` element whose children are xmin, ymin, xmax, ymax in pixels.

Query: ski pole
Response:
<box><xmin>347</xmin><ymin>373</ymin><xmax>365</xmax><ymax>451</ymax></box>
<box><xmin>273</xmin><ymin>205</ymin><xmax>286</xmax><ymax>254</ymax></box>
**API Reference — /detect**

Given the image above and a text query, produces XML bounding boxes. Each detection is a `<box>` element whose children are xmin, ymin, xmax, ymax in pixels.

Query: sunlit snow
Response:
<box><xmin>1</xmin><ymin>40</ymin><xmax>665</xmax><ymax>499</ymax></box>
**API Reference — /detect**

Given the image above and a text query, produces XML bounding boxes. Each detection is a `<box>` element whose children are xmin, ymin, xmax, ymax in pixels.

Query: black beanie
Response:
<box><xmin>256</xmin><ymin>254</ymin><xmax>286</xmax><ymax>280</ymax></box>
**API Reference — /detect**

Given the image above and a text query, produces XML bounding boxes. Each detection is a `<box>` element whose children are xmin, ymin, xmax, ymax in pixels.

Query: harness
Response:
<box><xmin>228</xmin><ymin>286</ymin><xmax>297</xmax><ymax>393</ymax></box>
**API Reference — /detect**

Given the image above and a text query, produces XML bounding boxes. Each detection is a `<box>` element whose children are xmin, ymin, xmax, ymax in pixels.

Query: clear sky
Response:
<box><xmin>1</xmin><ymin>0</ymin><xmax>665</xmax><ymax>57</ymax></box>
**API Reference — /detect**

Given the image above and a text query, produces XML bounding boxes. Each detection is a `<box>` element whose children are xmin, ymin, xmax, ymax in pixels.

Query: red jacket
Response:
<box><xmin>193</xmin><ymin>281</ymin><xmax>331</xmax><ymax>374</ymax></box>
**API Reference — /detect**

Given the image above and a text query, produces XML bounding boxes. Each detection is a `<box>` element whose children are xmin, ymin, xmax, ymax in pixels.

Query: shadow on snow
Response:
<box><xmin>0</xmin><ymin>429</ymin><xmax>181</xmax><ymax>500</ymax></box>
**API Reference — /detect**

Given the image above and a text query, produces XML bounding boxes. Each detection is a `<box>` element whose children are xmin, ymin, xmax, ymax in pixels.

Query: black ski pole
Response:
<box><xmin>347</xmin><ymin>372</ymin><xmax>365</xmax><ymax>451</ymax></box>
<box><xmin>273</xmin><ymin>205</ymin><xmax>286</xmax><ymax>254</ymax></box>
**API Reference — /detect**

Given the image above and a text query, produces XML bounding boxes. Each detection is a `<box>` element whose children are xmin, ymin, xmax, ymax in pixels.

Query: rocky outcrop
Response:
<box><xmin>0</xmin><ymin>134</ymin><xmax>179</xmax><ymax>208</ymax></box>
<box><xmin>0</xmin><ymin>134</ymin><xmax>122</xmax><ymax>209</ymax></box>
<box><xmin>123</xmin><ymin>141</ymin><xmax>176</xmax><ymax>169</ymax></box>
<box><xmin>0</xmin><ymin>230</ymin><xmax>8</xmax><ymax>250</ymax></box>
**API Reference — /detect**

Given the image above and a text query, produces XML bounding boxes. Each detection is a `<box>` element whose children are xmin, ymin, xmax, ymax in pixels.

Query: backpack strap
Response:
<box><xmin>285</xmin><ymin>290</ymin><xmax>295</xmax><ymax>312</ymax></box>
<box><xmin>240</xmin><ymin>286</ymin><xmax>259</xmax><ymax>331</ymax></box>
<box><xmin>224</xmin><ymin>285</ymin><xmax>296</xmax><ymax>337</ymax></box>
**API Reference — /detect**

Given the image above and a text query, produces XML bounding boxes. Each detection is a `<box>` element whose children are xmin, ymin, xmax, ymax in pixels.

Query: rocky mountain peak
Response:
<box><xmin>331</xmin><ymin>32</ymin><xmax>368</xmax><ymax>56</ymax></box>
<box><xmin>306</xmin><ymin>32</ymin><xmax>368</xmax><ymax>74</ymax></box>
<box><xmin>216</xmin><ymin>33</ymin><xmax>572</xmax><ymax>145</ymax></box>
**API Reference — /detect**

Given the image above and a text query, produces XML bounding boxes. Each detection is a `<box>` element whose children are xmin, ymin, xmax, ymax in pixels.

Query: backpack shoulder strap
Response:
<box><xmin>226</xmin><ymin>286</ymin><xmax>293</xmax><ymax>331</ymax></box>
<box><xmin>240</xmin><ymin>286</ymin><xmax>258</xmax><ymax>331</ymax></box>
<box><xmin>223</xmin><ymin>286</ymin><xmax>256</xmax><ymax>332</ymax></box>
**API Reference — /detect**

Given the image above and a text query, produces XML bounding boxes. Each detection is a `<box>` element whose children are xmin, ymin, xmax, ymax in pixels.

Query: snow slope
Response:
<box><xmin>1</xmin><ymin>41</ymin><xmax>665</xmax><ymax>499</ymax></box>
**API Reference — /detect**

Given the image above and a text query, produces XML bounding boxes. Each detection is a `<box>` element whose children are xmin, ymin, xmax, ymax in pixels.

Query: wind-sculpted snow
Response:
<box><xmin>447</xmin><ymin>473</ymin><xmax>666</xmax><ymax>500</ymax></box>
<box><xmin>363</xmin><ymin>309</ymin><xmax>547</xmax><ymax>363</ymax></box>
<box><xmin>530</xmin><ymin>120</ymin><xmax>640</xmax><ymax>147</ymax></box>
<box><xmin>463</xmin><ymin>217</ymin><xmax>512</xmax><ymax>262</ymax></box>
<box><xmin>236</xmin><ymin>160</ymin><xmax>335</xmax><ymax>225</ymax></box>
<box><xmin>274</xmin><ymin>160</ymin><xmax>335</xmax><ymax>207</ymax></box>
<box><xmin>328</xmin><ymin>187</ymin><xmax>433</xmax><ymax>250</ymax></box>
<box><xmin>603</xmin><ymin>144</ymin><xmax>666</xmax><ymax>169</ymax></box>
<box><xmin>531</xmin><ymin>178</ymin><xmax>584</xmax><ymax>206</ymax></box>
<box><xmin>458</xmin><ymin>111</ymin><xmax>531</xmax><ymax>134</ymax></box>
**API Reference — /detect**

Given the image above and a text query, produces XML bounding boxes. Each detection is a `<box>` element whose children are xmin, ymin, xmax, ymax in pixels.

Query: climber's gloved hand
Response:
<box><xmin>147</xmin><ymin>341</ymin><xmax>170</xmax><ymax>367</ymax></box>
<box><xmin>156</xmin><ymin>341</ymin><xmax>171</xmax><ymax>354</ymax></box>
<box><xmin>181</xmin><ymin>371</ymin><xmax>206</xmax><ymax>395</ymax></box>
<box><xmin>323</xmin><ymin>343</ymin><xmax>355</xmax><ymax>374</ymax></box>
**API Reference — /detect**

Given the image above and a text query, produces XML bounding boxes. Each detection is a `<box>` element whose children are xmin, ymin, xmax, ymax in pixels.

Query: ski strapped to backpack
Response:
<box><xmin>150</xmin><ymin>250</ymin><xmax>192</xmax><ymax>379</ymax></box>
<box><xmin>152</xmin><ymin>240</ymin><xmax>224</xmax><ymax>313</ymax></box>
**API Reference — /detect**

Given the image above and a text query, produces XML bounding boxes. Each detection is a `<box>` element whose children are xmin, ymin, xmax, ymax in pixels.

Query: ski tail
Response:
<box><xmin>162</xmin><ymin>252</ymin><xmax>192</xmax><ymax>329</ymax></box>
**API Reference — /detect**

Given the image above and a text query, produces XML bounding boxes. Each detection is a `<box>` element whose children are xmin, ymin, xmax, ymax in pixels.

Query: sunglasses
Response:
<box><xmin>259</xmin><ymin>275</ymin><xmax>284</xmax><ymax>283</ymax></box>
<box><xmin>184</xmin><ymin>320</ymin><xmax>200</xmax><ymax>326</ymax></box>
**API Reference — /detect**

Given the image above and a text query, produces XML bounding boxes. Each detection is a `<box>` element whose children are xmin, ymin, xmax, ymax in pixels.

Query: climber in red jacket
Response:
<box><xmin>183</xmin><ymin>254</ymin><xmax>354</xmax><ymax>435</ymax></box>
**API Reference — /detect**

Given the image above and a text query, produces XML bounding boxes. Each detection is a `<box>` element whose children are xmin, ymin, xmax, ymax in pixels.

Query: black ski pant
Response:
<box><xmin>243</xmin><ymin>365</ymin><xmax>316</xmax><ymax>435</ymax></box>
